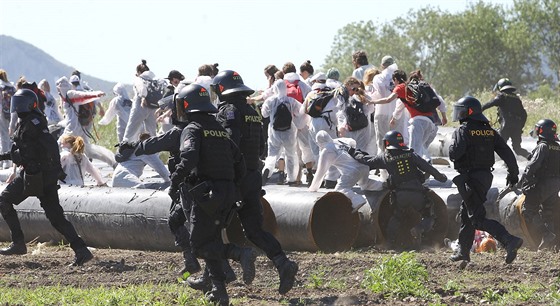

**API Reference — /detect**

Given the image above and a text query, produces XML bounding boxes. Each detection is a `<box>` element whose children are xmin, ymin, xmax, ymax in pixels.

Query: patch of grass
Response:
<box><xmin>443</xmin><ymin>280</ymin><xmax>462</xmax><ymax>294</ymax></box>
<box><xmin>304</xmin><ymin>265</ymin><xmax>347</xmax><ymax>290</ymax></box>
<box><xmin>0</xmin><ymin>283</ymin><xmax>208</xmax><ymax>305</ymax></box>
<box><xmin>361</xmin><ymin>252</ymin><xmax>431</xmax><ymax>299</ymax></box>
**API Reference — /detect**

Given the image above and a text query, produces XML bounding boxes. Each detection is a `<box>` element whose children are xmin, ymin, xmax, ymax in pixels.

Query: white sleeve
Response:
<box><xmin>145</xmin><ymin>154</ymin><xmax>171</xmax><ymax>182</ymax></box>
<box><xmin>83</xmin><ymin>155</ymin><xmax>105</xmax><ymax>185</ymax></box>
<box><xmin>261</xmin><ymin>98</ymin><xmax>273</xmax><ymax>118</ymax></box>
<box><xmin>308</xmin><ymin>148</ymin><xmax>336</xmax><ymax>191</ymax></box>
<box><xmin>98</xmin><ymin>98</ymin><xmax>118</xmax><ymax>125</ymax></box>
<box><xmin>392</xmin><ymin>100</ymin><xmax>406</xmax><ymax>120</ymax></box>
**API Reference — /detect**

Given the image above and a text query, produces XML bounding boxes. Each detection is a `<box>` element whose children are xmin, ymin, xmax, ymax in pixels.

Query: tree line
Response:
<box><xmin>323</xmin><ymin>0</ymin><xmax>559</xmax><ymax>99</ymax></box>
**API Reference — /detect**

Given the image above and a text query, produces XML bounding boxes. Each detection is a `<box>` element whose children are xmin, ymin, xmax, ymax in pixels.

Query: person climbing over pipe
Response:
<box><xmin>519</xmin><ymin>119</ymin><xmax>559</xmax><ymax>250</ymax></box>
<box><xmin>0</xmin><ymin>89</ymin><xmax>93</xmax><ymax>266</ymax></box>
<box><xmin>348</xmin><ymin>130</ymin><xmax>448</xmax><ymax>249</ymax></box>
<box><xmin>309</xmin><ymin>130</ymin><xmax>384</xmax><ymax>213</ymax></box>
<box><xmin>449</xmin><ymin>96</ymin><xmax>523</xmax><ymax>265</ymax></box>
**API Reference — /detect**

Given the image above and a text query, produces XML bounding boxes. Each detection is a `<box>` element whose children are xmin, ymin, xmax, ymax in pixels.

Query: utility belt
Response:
<box><xmin>456</xmin><ymin>167</ymin><xmax>493</xmax><ymax>175</ymax></box>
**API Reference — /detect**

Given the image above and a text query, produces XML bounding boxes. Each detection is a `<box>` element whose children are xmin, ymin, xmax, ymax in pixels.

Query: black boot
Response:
<box><xmin>273</xmin><ymin>254</ymin><xmax>298</xmax><ymax>294</ymax></box>
<box><xmin>277</xmin><ymin>171</ymin><xmax>286</xmax><ymax>185</ymax></box>
<box><xmin>187</xmin><ymin>268</ymin><xmax>212</xmax><ymax>293</ymax></box>
<box><xmin>504</xmin><ymin>235</ymin><xmax>523</xmax><ymax>264</ymax></box>
<box><xmin>228</xmin><ymin>246</ymin><xmax>256</xmax><ymax>285</ymax></box>
<box><xmin>223</xmin><ymin>260</ymin><xmax>237</xmax><ymax>283</ymax></box>
<box><xmin>0</xmin><ymin>241</ymin><xmax>27</xmax><ymax>255</ymax></box>
<box><xmin>180</xmin><ymin>250</ymin><xmax>201</xmax><ymax>275</ymax></box>
<box><xmin>206</xmin><ymin>280</ymin><xmax>229</xmax><ymax>306</ymax></box>
<box><xmin>305</xmin><ymin>169</ymin><xmax>314</xmax><ymax>186</ymax></box>
<box><xmin>70</xmin><ymin>247</ymin><xmax>93</xmax><ymax>266</ymax></box>
<box><xmin>322</xmin><ymin>180</ymin><xmax>337</xmax><ymax>189</ymax></box>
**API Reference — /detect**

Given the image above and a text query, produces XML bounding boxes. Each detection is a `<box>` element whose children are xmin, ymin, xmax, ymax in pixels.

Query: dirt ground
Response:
<box><xmin>0</xmin><ymin>241</ymin><xmax>558</xmax><ymax>305</ymax></box>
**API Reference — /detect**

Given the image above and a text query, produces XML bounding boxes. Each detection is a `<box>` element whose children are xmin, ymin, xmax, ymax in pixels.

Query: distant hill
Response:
<box><xmin>0</xmin><ymin>35</ymin><xmax>117</xmax><ymax>95</ymax></box>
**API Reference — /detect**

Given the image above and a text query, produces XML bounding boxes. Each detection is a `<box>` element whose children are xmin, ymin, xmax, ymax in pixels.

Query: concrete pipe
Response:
<box><xmin>263</xmin><ymin>185</ymin><xmax>359</xmax><ymax>253</ymax></box>
<box><xmin>225</xmin><ymin>197</ymin><xmax>278</xmax><ymax>247</ymax></box>
<box><xmin>0</xmin><ymin>185</ymin><xmax>178</xmax><ymax>251</ymax></box>
<box><xmin>353</xmin><ymin>190</ymin><xmax>389</xmax><ymax>248</ymax></box>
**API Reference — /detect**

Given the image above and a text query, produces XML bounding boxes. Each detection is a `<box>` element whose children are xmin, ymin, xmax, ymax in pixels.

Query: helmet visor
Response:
<box><xmin>452</xmin><ymin>105</ymin><xmax>466</xmax><ymax>122</ymax></box>
<box><xmin>174</xmin><ymin>94</ymin><xmax>188</xmax><ymax>123</ymax></box>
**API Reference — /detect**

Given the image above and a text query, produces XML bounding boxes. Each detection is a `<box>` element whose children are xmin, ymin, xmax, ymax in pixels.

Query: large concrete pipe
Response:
<box><xmin>0</xmin><ymin>185</ymin><xmax>178</xmax><ymax>251</ymax></box>
<box><xmin>0</xmin><ymin>185</ymin><xmax>277</xmax><ymax>252</ymax></box>
<box><xmin>263</xmin><ymin>185</ymin><xmax>359</xmax><ymax>253</ymax></box>
<box><xmin>498</xmin><ymin>189</ymin><xmax>560</xmax><ymax>250</ymax></box>
<box><xmin>352</xmin><ymin>188</ymin><xmax>448</xmax><ymax>248</ymax></box>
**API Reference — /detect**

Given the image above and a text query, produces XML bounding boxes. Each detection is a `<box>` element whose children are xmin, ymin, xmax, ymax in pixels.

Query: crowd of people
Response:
<box><xmin>0</xmin><ymin>50</ymin><xmax>558</xmax><ymax>304</ymax></box>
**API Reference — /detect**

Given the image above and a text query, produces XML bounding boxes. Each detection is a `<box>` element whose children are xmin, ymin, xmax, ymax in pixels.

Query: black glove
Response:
<box><xmin>0</xmin><ymin>152</ymin><xmax>11</xmax><ymax>161</ymax></box>
<box><xmin>436</xmin><ymin>173</ymin><xmax>448</xmax><ymax>183</ymax></box>
<box><xmin>506</xmin><ymin>173</ymin><xmax>519</xmax><ymax>187</ymax></box>
<box><xmin>347</xmin><ymin>147</ymin><xmax>356</xmax><ymax>157</ymax></box>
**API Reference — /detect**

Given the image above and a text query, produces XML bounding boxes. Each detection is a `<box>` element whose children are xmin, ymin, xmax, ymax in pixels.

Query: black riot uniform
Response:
<box><xmin>520</xmin><ymin>119</ymin><xmax>560</xmax><ymax>249</ymax></box>
<box><xmin>449</xmin><ymin>96</ymin><xmax>523</xmax><ymax>264</ymax></box>
<box><xmin>481</xmin><ymin>78</ymin><xmax>530</xmax><ymax>158</ymax></box>
<box><xmin>351</xmin><ymin>130</ymin><xmax>447</xmax><ymax>248</ymax></box>
<box><xmin>169</xmin><ymin>84</ymin><xmax>251</xmax><ymax>306</ymax></box>
<box><xmin>0</xmin><ymin>89</ymin><xmax>92</xmax><ymax>266</ymax></box>
<box><xmin>211</xmin><ymin>70</ymin><xmax>298</xmax><ymax>295</ymax></box>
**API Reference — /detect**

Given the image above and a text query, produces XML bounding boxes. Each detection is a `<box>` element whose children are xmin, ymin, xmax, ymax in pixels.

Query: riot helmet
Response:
<box><xmin>452</xmin><ymin>96</ymin><xmax>488</xmax><ymax>122</ymax></box>
<box><xmin>175</xmin><ymin>84</ymin><xmax>218</xmax><ymax>122</ymax></box>
<box><xmin>533</xmin><ymin>119</ymin><xmax>558</xmax><ymax>141</ymax></box>
<box><xmin>383</xmin><ymin>130</ymin><xmax>408</xmax><ymax>150</ymax></box>
<box><xmin>493</xmin><ymin>78</ymin><xmax>516</xmax><ymax>92</ymax></box>
<box><xmin>210</xmin><ymin>70</ymin><xmax>254</xmax><ymax>100</ymax></box>
<box><xmin>10</xmin><ymin>89</ymin><xmax>39</xmax><ymax>114</ymax></box>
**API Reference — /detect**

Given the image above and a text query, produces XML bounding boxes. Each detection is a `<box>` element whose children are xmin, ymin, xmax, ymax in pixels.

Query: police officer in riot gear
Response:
<box><xmin>350</xmin><ymin>130</ymin><xmax>448</xmax><ymax>249</ymax></box>
<box><xmin>482</xmin><ymin>78</ymin><xmax>530</xmax><ymax>158</ymax></box>
<box><xmin>520</xmin><ymin>119</ymin><xmax>559</xmax><ymax>249</ymax></box>
<box><xmin>450</xmin><ymin>96</ymin><xmax>523</xmax><ymax>264</ymax></box>
<box><xmin>0</xmin><ymin>89</ymin><xmax>93</xmax><ymax>266</ymax></box>
<box><xmin>210</xmin><ymin>70</ymin><xmax>298</xmax><ymax>294</ymax></box>
<box><xmin>169</xmin><ymin>84</ymin><xmax>252</xmax><ymax>305</ymax></box>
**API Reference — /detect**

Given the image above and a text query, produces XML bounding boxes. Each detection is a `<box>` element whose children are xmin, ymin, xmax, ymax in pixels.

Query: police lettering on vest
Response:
<box><xmin>470</xmin><ymin>130</ymin><xmax>495</xmax><ymax>137</ymax></box>
<box><xmin>245</xmin><ymin>115</ymin><xmax>262</xmax><ymax>123</ymax></box>
<box><xmin>203</xmin><ymin>129</ymin><xmax>230</xmax><ymax>138</ymax></box>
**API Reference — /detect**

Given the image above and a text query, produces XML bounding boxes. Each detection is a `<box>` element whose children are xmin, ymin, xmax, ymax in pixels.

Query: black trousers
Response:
<box><xmin>0</xmin><ymin>171</ymin><xmax>86</xmax><ymax>251</ymax></box>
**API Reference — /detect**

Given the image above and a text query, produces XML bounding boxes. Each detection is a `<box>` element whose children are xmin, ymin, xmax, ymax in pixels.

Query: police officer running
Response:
<box><xmin>481</xmin><ymin>78</ymin><xmax>530</xmax><ymax>159</ymax></box>
<box><xmin>449</xmin><ymin>96</ymin><xmax>523</xmax><ymax>264</ymax></box>
<box><xmin>519</xmin><ymin>119</ymin><xmax>559</xmax><ymax>249</ymax></box>
<box><xmin>210</xmin><ymin>70</ymin><xmax>298</xmax><ymax>295</ymax></box>
<box><xmin>168</xmin><ymin>84</ymin><xmax>249</xmax><ymax>305</ymax></box>
<box><xmin>349</xmin><ymin>130</ymin><xmax>448</xmax><ymax>249</ymax></box>
<box><xmin>0</xmin><ymin>89</ymin><xmax>93</xmax><ymax>266</ymax></box>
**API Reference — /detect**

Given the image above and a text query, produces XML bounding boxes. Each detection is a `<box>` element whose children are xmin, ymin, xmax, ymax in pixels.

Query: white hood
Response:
<box><xmin>56</xmin><ymin>76</ymin><xmax>72</xmax><ymax>96</ymax></box>
<box><xmin>284</xmin><ymin>72</ymin><xmax>301</xmax><ymax>83</ymax></box>
<box><xmin>272</xmin><ymin>79</ymin><xmax>287</xmax><ymax>97</ymax></box>
<box><xmin>138</xmin><ymin>70</ymin><xmax>155</xmax><ymax>80</ymax></box>
<box><xmin>113</xmin><ymin>82</ymin><xmax>130</xmax><ymax>99</ymax></box>
<box><xmin>316</xmin><ymin>130</ymin><xmax>333</xmax><ymax>149</ymax></box>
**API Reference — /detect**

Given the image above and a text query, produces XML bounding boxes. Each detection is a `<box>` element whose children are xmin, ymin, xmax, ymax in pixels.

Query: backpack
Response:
<box><xmin>143</xmin><ymin>78</ymin><xmax>164</xmax><ymax>108</ymax></box>
<box><xmin>272</xmin><ymin>101</ymin><xmax>292</xmax><ymax>131</ymax></box>
<box><xmin>345</xmin><ymin>98</ymin><xmax>368</xmax><ymax>131</ymax></box>
<box><xmin>285</xmin><ymin>80</ymin><xmax>303</xmax><ymax>102</ymax></box>
<box><xmin>1</xmin><ymin>84</ymin><xmax>16</xmax><ymax>119</ymax></box>
<box><xmin>405</xmin><ymin>79</ymin><xmax>441</xmax><ymax>113</ymax></box>
<box><xmin>306</xmin><ymin>89</ymin><xmax>335</xmax><ymax>118</ymax></box>
<box><xmin>121</xmin><ymin>98</ymin><xmax>133</xmax><ymax>108</ymax></box>
<box><xmin>77</xmin><ymin>102</ymin><xmax>95</xmax><ymax>126</ymax></box>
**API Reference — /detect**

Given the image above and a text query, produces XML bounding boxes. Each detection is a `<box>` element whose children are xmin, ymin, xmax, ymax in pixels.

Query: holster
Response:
<box><xmin>188</xmin><ymin>180</ymin><xmax>223</xmax><ymax>217</ymax></box>
<box><xmin>452</xmin><ymin>174</ymin><xmax>471</xmax><ymax>201</ymax></box>
<box><xmin>23</xmin><ymin>171</ymin><xmax>44</xmax><ymax>197</ymax></box>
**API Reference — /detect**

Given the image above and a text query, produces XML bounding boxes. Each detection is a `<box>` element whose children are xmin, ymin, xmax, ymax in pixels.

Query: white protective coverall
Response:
<box><xmin>284</xmin><ymin>72</ymin><xmax>314</xmax><ymax>166</ymax></box>
<box><xmin>98</xmin><ymin>82</ymin><xmax>132</xmax><ymax>143</ymax></box>
<box><xmin>122</xmin><ymin>70</ymin><xmax>158</xmax><ymax>142</ymax></box>
<box><xmin>309</xmin><ymin>131</ymin><xmax>384</xmax><ymax>212</ymax></box>
<box><xmin>38</xmin><ymin>79</ymin><xmax>63</xmax><ymax>126</ymax></box>
<box><xmin>0</xmin><ymin>79</ymin><xmax>15</xmax><ymax>169</ymax></box>
<box><xmin>60</xmin><ymin>148</ymin><xmax>105</xmax><ymax>186</ymax></box>
<box><xmin>335</xmin><ymin>92</ymin><xmax>371</xmax><ymax>152</ymax></box>
<box><xmin>261</xmin><ymin>79</ymin><xmax>302</xmax><ymax>183</ymax></box>
<box><xmin>56</xmin><ymin>77</ymin><xmax>116</xmax><ymax>168</ymax></box>
<box><xmin>111</xmin><ymin>153</ymin><xmax>170</xmax><ymax>189</ymax></box>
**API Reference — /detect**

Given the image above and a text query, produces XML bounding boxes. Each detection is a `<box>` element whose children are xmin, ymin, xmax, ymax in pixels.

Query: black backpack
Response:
<box><xmin>345</xmin><ymin>98</ymin><xmax>368</xmax><ymax>131</ymax></box>
<box><xmin>77</xmin><ymin>102</ymin><xmax>95</xmax><ymax>126</ymax></box>
<box><xmin>272</xmin><ymin>101</ymin><xmax>292</xmax><ymax>131</ymax></box>
<box><xmin>306</xmin><ymin>89</ymin><xmax>335</xmax><ymax>118</ymax></box>
<box><xmin>406</xmin><ymin>79</ymin><xmax>441</xmax><ymax>113</ymax></box>
<box><xmin>143</xmin><ymin>79</ymin><xmax>164</xmax><ymax>109</ymax></box>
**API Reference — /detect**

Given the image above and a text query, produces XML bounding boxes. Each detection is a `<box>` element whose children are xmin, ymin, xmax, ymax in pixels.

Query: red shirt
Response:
<box><xmin>393</xmin><ymin>83</ymin><xmax>433</xmax><ymax>118</ymax></box>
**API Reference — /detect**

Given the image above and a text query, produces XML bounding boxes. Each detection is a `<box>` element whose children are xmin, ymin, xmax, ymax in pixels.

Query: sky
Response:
<box><xmin>1</xmin><ymin>0</ymin><xmax>513</xmax><ymax>90</ymax></box>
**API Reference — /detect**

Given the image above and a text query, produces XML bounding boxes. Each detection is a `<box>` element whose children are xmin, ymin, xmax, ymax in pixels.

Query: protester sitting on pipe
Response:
<box><xmin>348</xmin><ymin>130</ymin><xmax>448</xmax><ymax>249</ymax></box>
<box><xmin>308</xmin><ymin>130</ymin><xmax>384</xmax><ymax>213</ymax></box>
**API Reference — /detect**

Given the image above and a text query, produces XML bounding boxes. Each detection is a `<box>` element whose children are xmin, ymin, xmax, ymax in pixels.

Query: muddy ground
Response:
<box><xmin>0</xmin><ymin>241</ymin><xmax>558</xmax><ymax>305</ymax></box>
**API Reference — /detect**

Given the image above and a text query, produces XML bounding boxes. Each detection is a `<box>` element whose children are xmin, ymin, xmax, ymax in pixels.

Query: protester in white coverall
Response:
<box><xmin>309</xmin><ymin>131</ymin><xmax>384</xmax><ymax>212</ymax></box>
<box><xmin>59</xmin><ymin>135</ymin><xmax>106</xmax><ymax>186</ymax></box>
<box><xmin>56</xmin><ymin>77</ymin><xmax>116</xmax><ymax>168</ymax></box>
<box><xmin>335</xmin><ymin>77</ymin><xmax>371</xmax><ymax>151</ymax></box>
<box><xmin>38</xmin><ymin>79</ymin><xmax>62</xmax><ymax>126</ymax></box>
<box><xmin>372</xmin><ymin>56</ymin><xmax>407</xmax><ymax>153</ymax></box>
<box><xmin>261</xmin><ymin>79</ymin><xmax>302</xmax><ymax>184</ymax></box>
<box><xmin>0</xmin><ymin>70</ymin><xmax>16</xmax><ymax>169</ymax></box>
<box><xmin>98</xmin><ymin>82</ymin><xmax>132</xmax><ymax>143</ymax></box>
<box><xmin>111</xmin><ymin>154</ymin><xmax>170</xmax><ymax>189</ymax></box>
<box><xmin>122</xmin><ymin>60</ymin><xmax>158</xmax><ymax>142</ymax></box>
